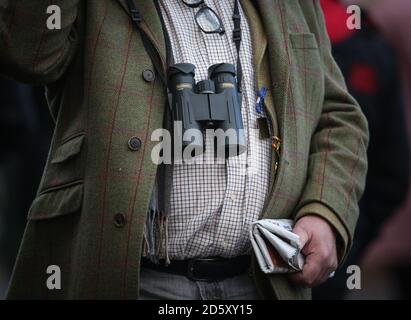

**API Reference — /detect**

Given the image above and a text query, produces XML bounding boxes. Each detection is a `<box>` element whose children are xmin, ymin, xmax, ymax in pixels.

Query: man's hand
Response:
<box><xmin>290</xmin><ymin>215</ymin><xmax>338</xmax><ymax>288</ymax></box>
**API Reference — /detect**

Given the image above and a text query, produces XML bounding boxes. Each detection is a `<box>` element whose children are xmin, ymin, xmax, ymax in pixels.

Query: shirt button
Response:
<box><xmin>128</xmin><ymin>137</ymin><xmax>142</xmax><ymax>151</ymax></box>
<box><xmin>142</xmin><ymin>69</ymin><xmax>155</xmax><ymax>82</ymax></box>
<box><xmin>114</xmin><ymin>213</ymin><xmax>126</xmax><ymax>228</ymax></box>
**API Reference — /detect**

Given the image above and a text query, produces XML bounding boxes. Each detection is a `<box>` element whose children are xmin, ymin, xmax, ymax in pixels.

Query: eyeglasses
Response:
<box><xmin>181</xmin><ymin>0</ymin><xmax>225</xmax><ymax>35</ymax></box>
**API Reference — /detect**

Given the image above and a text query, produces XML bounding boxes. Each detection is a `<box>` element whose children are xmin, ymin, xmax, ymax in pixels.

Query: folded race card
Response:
<box><xmin>250</xmin><ymin>219</ymin><xmax>305</xmax><ymax>274</ymax></box>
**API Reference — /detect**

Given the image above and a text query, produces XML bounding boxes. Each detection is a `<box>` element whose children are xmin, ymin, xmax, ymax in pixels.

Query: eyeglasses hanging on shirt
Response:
<box><xmin>180</xmin><ymin>0</ymin><xmax>243</xmax><ymax>91</ymax></box>
<box><xmin>181</xmin><ymin>0</ymin><xmax>225</xmax><ymax>34</ymax></box>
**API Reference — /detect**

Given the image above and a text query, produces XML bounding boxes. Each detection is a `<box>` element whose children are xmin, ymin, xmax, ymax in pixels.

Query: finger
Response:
<box><xmin>290</xmin><ymin>252</ymin><xmax>323</xmax><ymax>287</ymax></box>
<box><xmin>292</xmin><ymin>224</ymin><xmax>309</xmax><ymax>249</ymax></box>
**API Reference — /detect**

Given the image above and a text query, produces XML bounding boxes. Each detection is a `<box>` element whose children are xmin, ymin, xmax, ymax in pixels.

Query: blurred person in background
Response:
<box><xmin>0</xmin><ymin>76</ymin><xmax>52</xmax><ymax>298</ymax></box>
<box><xmin>315</xmin><ymin>0</ymin><xmax>410</xmax><ymax>299</ymax></box>
<box><xmin>343</xmin><ymin>0</ymin><xmax>411</xmax><ymax>300</ymax></box>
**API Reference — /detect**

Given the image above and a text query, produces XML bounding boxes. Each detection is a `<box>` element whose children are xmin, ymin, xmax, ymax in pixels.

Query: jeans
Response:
<box><xmin>139</xmin><ymin>267</ymin><xmax>260</xmax><ymax>300</ymax></box>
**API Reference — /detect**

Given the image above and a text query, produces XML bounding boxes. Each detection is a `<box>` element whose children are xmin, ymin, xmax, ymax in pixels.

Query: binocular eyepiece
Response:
<box><xmin>168</xmin><ymin>63</ymin><xmax>246</xmax><ymax>159</ymax></box>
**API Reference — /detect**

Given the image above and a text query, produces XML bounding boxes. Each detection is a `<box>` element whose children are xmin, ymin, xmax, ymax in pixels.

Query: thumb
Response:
<box><xmin>292</xmin><ymin>223</ymin><xmax>310</xmax><ymax>250</ymax></box>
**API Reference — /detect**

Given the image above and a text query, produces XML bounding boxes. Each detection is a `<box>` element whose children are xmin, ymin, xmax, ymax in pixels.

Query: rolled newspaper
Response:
<box><xmin>250</xmin><ymin>219</ymin><xmax>305</xmax><ymax>274</ymax></box>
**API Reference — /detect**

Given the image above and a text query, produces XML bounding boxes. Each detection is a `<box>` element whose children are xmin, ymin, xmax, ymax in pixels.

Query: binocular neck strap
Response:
<box><xmin>126</xmin><ymin>0</ymin><xmax>168</xmax><ymax>86</ymax></box>
<box><xmin>233</xmin><ymin>0</ymin><xmax>243</xmax><ymax>92</ymax></box>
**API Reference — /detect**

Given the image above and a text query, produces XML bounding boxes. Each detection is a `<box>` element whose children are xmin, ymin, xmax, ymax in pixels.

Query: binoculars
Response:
<box><xmin>168</xmin><ymin>63</ymin><xmax>246</xmax><ymax>158</ymax></box>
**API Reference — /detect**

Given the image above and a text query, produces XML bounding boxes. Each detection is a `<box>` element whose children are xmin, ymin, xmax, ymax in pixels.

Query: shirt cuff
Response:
<box><xmin>294</xmin><ymin>202</ymin><xmax>351</xmax><ymax>265</ymax></box>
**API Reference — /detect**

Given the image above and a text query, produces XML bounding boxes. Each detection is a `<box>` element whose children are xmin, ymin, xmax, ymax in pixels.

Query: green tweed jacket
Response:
<box><xmin>0</xmin><ymin>0</ymin><xmax>368</xmax><ymax>299</ymax></box>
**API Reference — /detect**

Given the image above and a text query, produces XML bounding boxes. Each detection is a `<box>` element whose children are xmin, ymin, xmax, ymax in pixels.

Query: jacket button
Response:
<box><xmin>114</xmin><ymin>213</ymin><xmax>126</xmax><ymax>228</ymax></box>
<box><xmin>142</xmin><ymin>69</ymin><xmax>155</xmax><ymax>82</ymax></box>
<box><xmin>128</xmin><ymin>137</ymin><xmax>142</xmax><ymax>151</ymax></box>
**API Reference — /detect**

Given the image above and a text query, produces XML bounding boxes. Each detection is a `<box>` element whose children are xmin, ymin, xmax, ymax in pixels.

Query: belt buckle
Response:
<box><xmin>187</xmin><ymin>258</ymin><xmax>215</xmax><ymax>282</ymax></box>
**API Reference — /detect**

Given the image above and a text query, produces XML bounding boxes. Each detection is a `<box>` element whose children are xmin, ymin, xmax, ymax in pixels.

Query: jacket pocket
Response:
<box><xmin>28</xmin><ymin>181</ymin><xmax>83</xmax><ymax>221</ymax></box>
<box><xmin>40</xmin><ymin>132</ymin><xmax>86</xmax><ymax>191</ymax></box>
<box><xmin>51</xmin><ymin>134</ymin><xmax>85</xmax><ymax>164</ymax></box>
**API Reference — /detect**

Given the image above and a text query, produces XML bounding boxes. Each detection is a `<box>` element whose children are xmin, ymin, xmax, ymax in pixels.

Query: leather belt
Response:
<box><xmin>141</xmin><ymin>255</ymin><xmax>251</xmax><ymax>282</ymax></box>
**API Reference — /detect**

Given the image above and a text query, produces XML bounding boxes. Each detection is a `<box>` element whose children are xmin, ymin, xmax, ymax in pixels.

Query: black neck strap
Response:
<box><xmin>126</xmin><ymin>0</ymin><xmax>167</xmax><ymax>86</ymax></box>
<box><xmin>232</xmin><ymin>0</ymin><xmax>243</xmax><ymax>92</ymax></box>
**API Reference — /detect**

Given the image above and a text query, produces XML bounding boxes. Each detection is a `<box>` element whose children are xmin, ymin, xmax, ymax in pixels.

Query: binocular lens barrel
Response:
<box><xmin>168</xmin><ymin>63</ymin><xmax>196</xmax><ymax>90</ymax></box>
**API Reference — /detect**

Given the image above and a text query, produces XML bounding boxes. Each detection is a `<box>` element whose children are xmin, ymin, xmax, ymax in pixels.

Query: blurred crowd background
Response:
<box><xmin>1</xmin><ymin>0</ymin><xmax>411</xmax><ymax>299</ymax></box>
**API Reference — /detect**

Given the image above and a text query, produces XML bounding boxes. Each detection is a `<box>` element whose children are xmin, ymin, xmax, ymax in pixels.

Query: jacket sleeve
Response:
<box><xmin>294</xmin><ymin>0</ymin><xmax>369</xmax><ymax>263</ymax></box>
<box><xmin>0</xmin><ymin>0</ymin><xmax>81</xmax><ymax>84</ymax></box>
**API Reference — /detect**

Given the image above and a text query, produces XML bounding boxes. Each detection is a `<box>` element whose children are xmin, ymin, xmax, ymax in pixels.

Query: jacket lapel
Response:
<box><xmin>116</xmin><ymin>0</ymin><xmax>167</xmax><ymax>74</ymax></box>
<box><xmin>253</xmin><ymin>0</ymin><xmax>290</xmax><ymax>131</ymax></box>
<box><xmin>240</xmin><ymin>0</ymin><xmax>267</xmax><ymax>87</ymax></box>
<box><xmin>241</xmin><ymin>0</ymin><xmax>280</xmax><ymax>136</ymax></box>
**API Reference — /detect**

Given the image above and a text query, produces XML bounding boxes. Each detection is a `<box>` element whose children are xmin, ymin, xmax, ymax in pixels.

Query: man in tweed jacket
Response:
<box><xmin>0</xmin><ymin>0</ymin><xmax>368</xmax><ymax>299</ymax></box>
